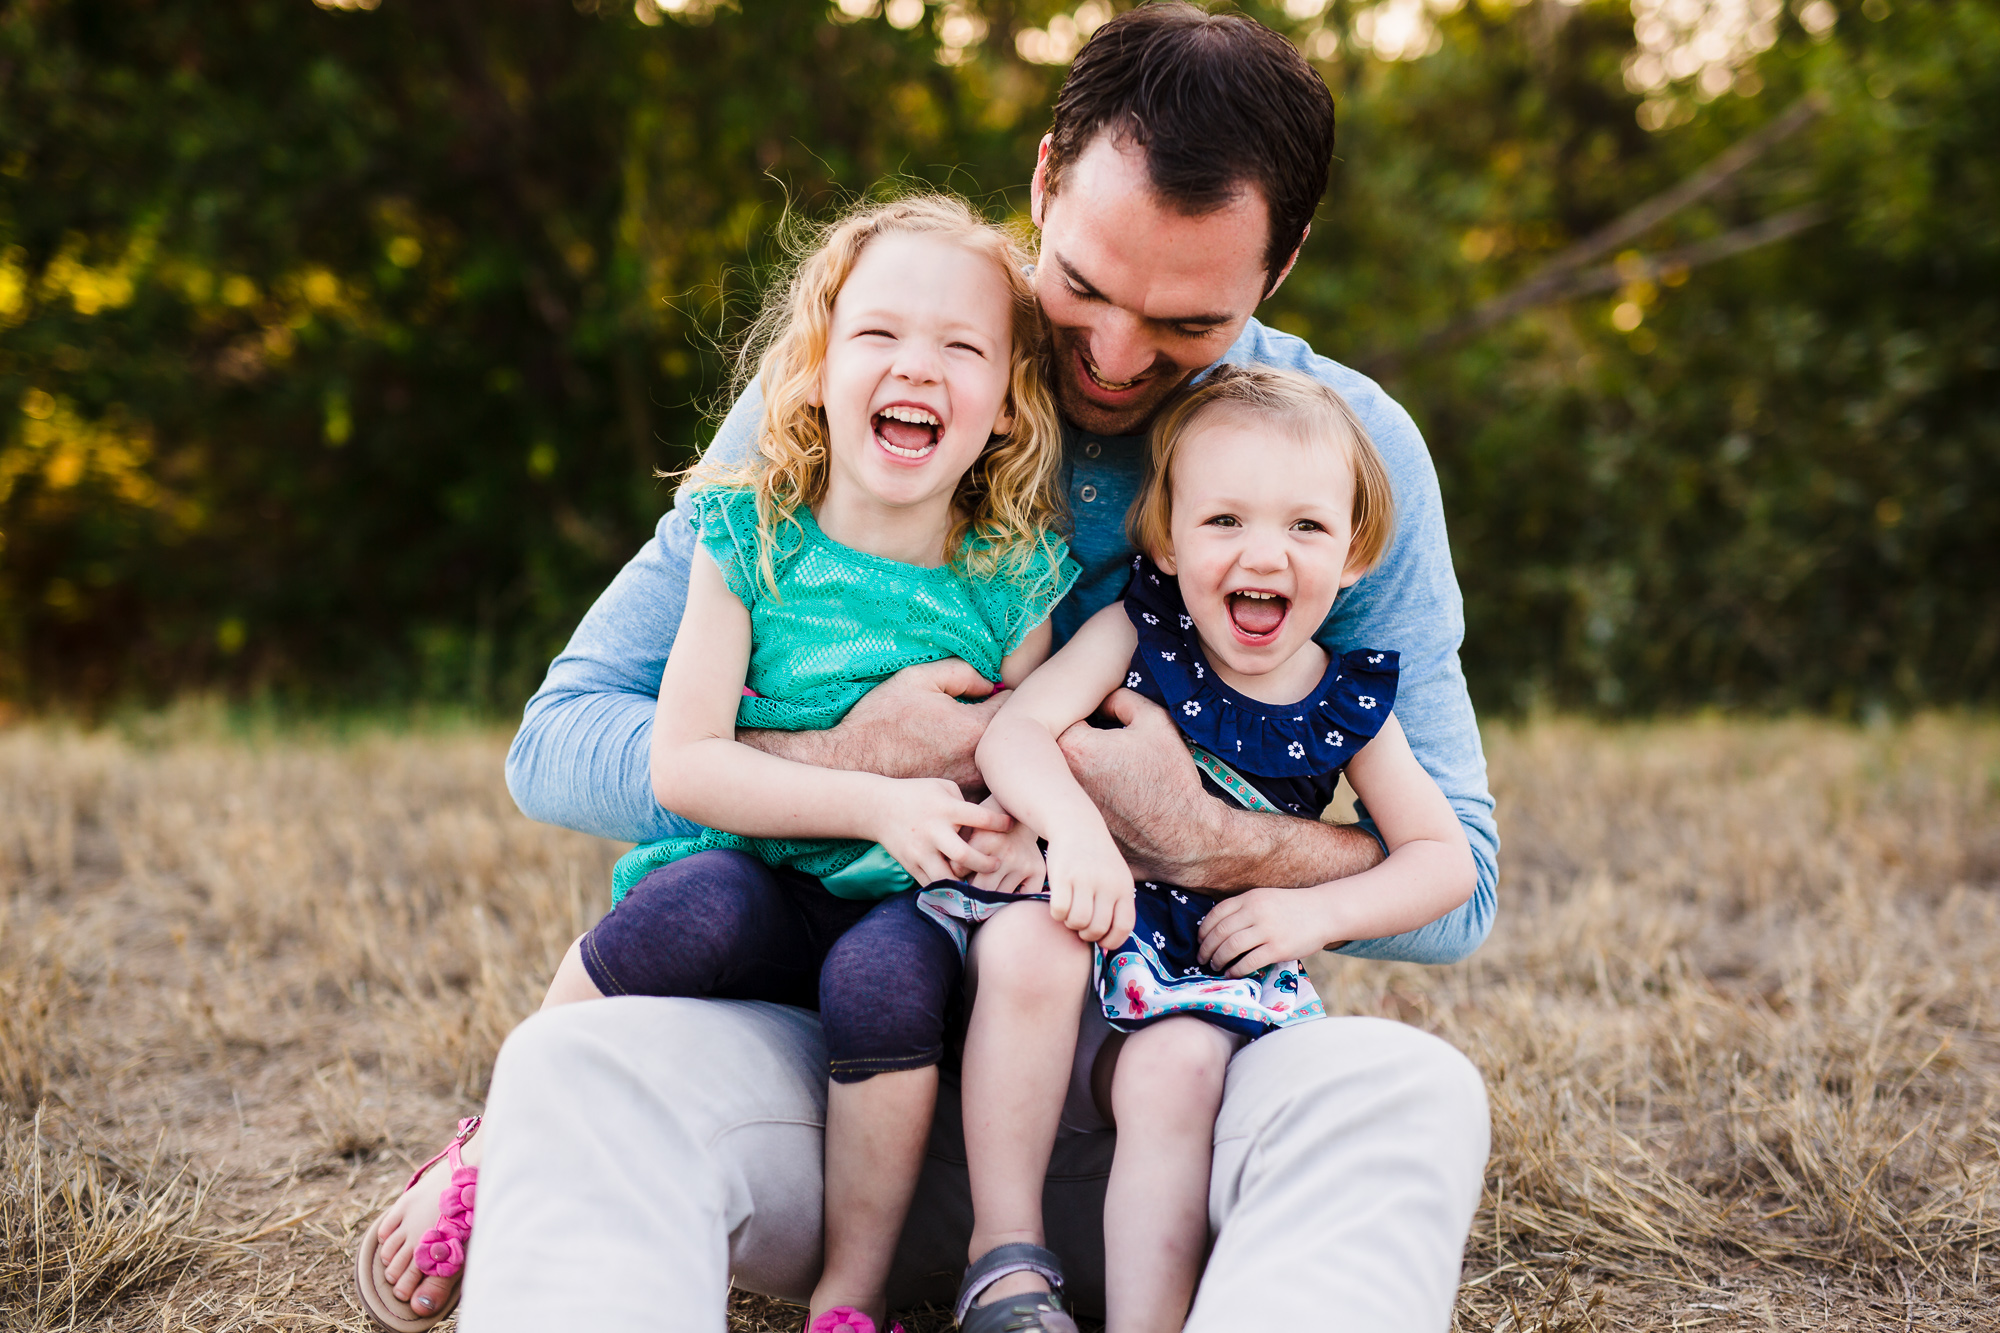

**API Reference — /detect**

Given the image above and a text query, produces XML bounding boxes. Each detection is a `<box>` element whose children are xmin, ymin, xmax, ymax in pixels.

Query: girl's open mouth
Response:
<box><xmin>1227</xmin><ymin>590</ymin><xmax>1288</xmax><ymax>642</ymax></box>
<box><xmin>873</xmin><ymin>405</ymin><xmax>941</xmax><ymax>460</ymax></box>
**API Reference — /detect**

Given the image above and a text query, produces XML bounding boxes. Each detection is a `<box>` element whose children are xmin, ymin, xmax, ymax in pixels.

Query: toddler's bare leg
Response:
<box><xmin>1103</xmin><ymin>1017</ymin><xmax>1240</xmax><ymax>1333</ymax></box>
<box><xmin>810</xmin><ymin>1067</ymin><xmax>938</xmax><ymax>1327</ymax></box>
<box><xmin>961</xmin><ymin>902</ymin><xmax>1092</xmax><ymax>1301</ymax></box>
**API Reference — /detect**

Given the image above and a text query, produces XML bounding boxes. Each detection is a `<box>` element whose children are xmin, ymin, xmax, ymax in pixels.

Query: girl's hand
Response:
<box><xmin>1045</xmin><ymin>833</ymin><xmax>1136</xmax><ymax>949</ymax></box>
<box><xmin>955</xmin><ymin>798</ymin><xmax>1047</xmax><ymax>894</ymax></box>
<box><xmin>875</xmin><ymin>778</ymin><xmax>1008</xmax><ymax>887</ymax></box>
<box><xmin>1196</xmin><ymin>886</ymin><xmax>1333</xmax><ymax>979</ymax></box>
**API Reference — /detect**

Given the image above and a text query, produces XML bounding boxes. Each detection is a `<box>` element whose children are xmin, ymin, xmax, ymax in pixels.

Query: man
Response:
<box><xmin>464</xmin><ymin>6</ymin><xmax>1492</xmax><ymax>1330</ymax></box>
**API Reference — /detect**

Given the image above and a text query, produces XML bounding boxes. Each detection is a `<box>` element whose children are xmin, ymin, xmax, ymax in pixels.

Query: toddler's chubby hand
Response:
<box><xmin>1196</xmin><ymin>886</ymin><xmax>1330</xmax><ymax>978</ymax></box>
<box><xmin>875</xmin><ymin>777</ymin><xmax>1007</xmax><ymax>888</ymax></box>
<box><xmin>1044</xmin><ymin>830</ymin><xmax>1136</xmax><ymax>950</ymax></box>
<box><xmin>953</xmin><ymin>797</ymin><xmax>1046</xmax><ymax>894</ymax></box>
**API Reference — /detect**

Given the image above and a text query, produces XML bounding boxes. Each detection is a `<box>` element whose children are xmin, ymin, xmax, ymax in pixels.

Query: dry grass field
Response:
<box><xmin>1</xmin><ymin>709</ymin><xmax>1995</xmax><ymax>1331</ymax></box>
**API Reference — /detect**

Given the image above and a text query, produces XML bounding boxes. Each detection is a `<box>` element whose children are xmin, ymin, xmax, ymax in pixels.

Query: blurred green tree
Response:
<box><xmin>1</xmin><ymin>0</ymin><xmax>1993</xmax><ymax>715</ymax></box>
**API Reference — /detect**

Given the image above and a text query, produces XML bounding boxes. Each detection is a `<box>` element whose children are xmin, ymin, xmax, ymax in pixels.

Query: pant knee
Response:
<box><xmin>821</xmin><ymin>893</ymin><xmax>961</xmax><ymax>1083</ymax></box>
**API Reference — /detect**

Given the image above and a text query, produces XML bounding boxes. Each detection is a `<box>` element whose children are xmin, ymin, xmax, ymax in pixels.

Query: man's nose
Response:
<box><xmin>1088</xmin><ymin>310</ymin><xmax>1159</xmax><ymax>384</ymax></box>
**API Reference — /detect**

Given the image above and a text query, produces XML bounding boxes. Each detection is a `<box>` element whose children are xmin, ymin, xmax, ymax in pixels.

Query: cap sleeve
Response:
<box><xmin>964</xmin><ymin>535</ymin><xmax>1080</xmax><ymax>658</ymax></box>
<box><xmin>1121</xmin><ymin>552</ymin><xmax>1401</xmax><ymax>777</ymax></box>
<box><xmin>685</xmin><ymin>486</ymin><xmax>766</xmax><ymax>611</ymax></box>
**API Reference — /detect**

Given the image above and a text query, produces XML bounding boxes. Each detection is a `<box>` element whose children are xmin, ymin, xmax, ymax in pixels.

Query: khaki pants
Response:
<box><xmin>458</xmin><ymin>997</ymin><xmax>1488</xmax><ymax>1332</ymax></box>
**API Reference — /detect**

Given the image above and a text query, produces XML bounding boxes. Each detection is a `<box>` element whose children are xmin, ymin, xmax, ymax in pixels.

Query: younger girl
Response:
<box><xmin>937</xmin><ymin>365</ymin><xmax>1477</xmax><ymax>1333</ymax></box>
<box><xmin>356</xmin><ymin>195</ymin><xmax>1070</xmax><ymax>1333</ymax></box>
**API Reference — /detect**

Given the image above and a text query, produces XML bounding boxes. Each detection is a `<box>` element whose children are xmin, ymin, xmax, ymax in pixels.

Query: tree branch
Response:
<box><xmin>1361</xmin><ymin>93</ymin><xmax>1829</xmax><ymax>376</ymax></box>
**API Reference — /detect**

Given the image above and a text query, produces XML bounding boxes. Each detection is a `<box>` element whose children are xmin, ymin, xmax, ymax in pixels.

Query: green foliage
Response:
<box><xmin>1</xmin><ymin>0</ymin><xmax>1993</xmax><ymax>715</ymax></box>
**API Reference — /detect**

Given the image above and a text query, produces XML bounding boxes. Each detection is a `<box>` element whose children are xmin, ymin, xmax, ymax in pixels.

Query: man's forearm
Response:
<box><xmin>1167</xmin><ymin>803</ymin><xmax>1385</xmax><ymax>891</ymax></box>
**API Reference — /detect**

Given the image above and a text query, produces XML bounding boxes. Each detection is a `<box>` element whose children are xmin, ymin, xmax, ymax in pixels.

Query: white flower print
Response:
<box><xmin>1149</xmin><ymin>573</ymin><xmax>1160</xmax><ymax>584</ymax></box>
<box><xmin>1161</xmin><ymin>651</ymin><xmax>1176</xmax><ymax>662</ymax></box>
<box><xmin>1287</xmin><ymin>741</ymin><xmax>1305</xmax><ymax>759</ymax></box>
<box><xmin>1152</xmin><ymin>931</ymin><xmax>1168</xmax><ymax>949</ymax></box>
<box><xmin>1179</xmin><ymin>614</ymin><xmax>1193</xmax><ymax>629</ymax></box>
<box><xmin>1326</xmin><ymin>730</ymin><xmax>1344</xmax><ymax>747</ymax></box>
<box><xmin>1358</xmin><ymin>695</ymin><xmax>1378</xmax><ymax>709</ymax></box>
<box><xmin>1194</xmin><ymin>663</ymin><xmax>1205</xmax><ymax>679</ymax></box>
<box><xmin>1367</xmin><ymin>652</ymin><xmax>1384</xmax><ymax>665</ymax></box>
<box><xmin>1182</xmin><ymin>701</ymin><xmax>1202</xmax><ymax>718</ymax></box>
<box><xmin>1169</xmin><ymin>889</ymin><xmax>1189</xmax><ymax>904</ymax></box>
<box><xmin>1126</xmin><ymin>671</ymin><xmax>1142</xmax><ymax>689</ymax></box>
<box><xmin>1142</xmin><ymin>612</ymin><xmax>1159</xmax><ymax>625</ymax></box>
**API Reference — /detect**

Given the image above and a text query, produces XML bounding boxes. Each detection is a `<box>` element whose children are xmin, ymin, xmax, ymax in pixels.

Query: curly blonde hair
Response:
<box><xmin>1127</xmin><ymin>364</ymin><xmax>1395</xmax><ymax>575</ymax></box>
<box><xmin>684</xmin><ymin>194</ymin><xmax>1065</xmax><ymax>594</ymax></box>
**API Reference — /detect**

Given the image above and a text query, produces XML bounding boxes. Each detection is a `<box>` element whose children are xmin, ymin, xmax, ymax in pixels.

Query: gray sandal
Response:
<box><xmin>953</xmin><ymin>1242</ymin><xmax>1079</xmax><ymax>1333</ymax></box>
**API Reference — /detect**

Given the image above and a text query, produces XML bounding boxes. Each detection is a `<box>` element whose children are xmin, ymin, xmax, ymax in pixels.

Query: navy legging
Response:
<box><xmin>579</xmin><ymin>849</ymin><xmax>962</xmax><ymax>1084</ymax></box>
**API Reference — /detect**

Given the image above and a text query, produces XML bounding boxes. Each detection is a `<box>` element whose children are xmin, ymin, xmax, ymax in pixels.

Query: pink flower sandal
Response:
<box><xmin>808</xmin><ymin>1309</ymin><xmax>905</xmax><ymax>1333</ymax></box>
<box><xmin>354</xmin><ymin>1116</ymin><xmax>481</xmax><ymax>1332</ymax></box>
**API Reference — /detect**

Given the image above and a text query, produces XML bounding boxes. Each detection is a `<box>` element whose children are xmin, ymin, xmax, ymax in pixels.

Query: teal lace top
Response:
<box><xmin>611</xmin><ymin>485</ymin><xmax>1078</xmax><ymax>902</ymax></box>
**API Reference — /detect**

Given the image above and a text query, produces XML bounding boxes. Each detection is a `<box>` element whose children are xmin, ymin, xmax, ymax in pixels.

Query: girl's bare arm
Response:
<box><xmin>1195</xmin><ymin>713</ymin><xmax>1474</xmax><ymax>976</ymax></box>
<box><xmin>976</xmin><ymin>603</ymin><xmax>1141</xmax><ymax>945</ymax></box>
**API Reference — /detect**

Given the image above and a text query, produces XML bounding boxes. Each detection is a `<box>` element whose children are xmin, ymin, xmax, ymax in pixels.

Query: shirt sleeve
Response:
<box><xmin>503</xmin><ymin>378</ymin><xmax>767</xmax><ymax>844</ymax></box>
<box><xmin>1220</xmin><ymin>321</ymin><xmax>1499</xmax><ymax>965</ymax></box>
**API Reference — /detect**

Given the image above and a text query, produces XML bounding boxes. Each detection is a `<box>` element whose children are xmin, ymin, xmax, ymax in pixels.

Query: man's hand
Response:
<box><xmin>872</xmin><ymin>777</ymin><xmax>1007</xmax><ymax>888</ymax></box>
<box><xmin>1197</xmin><ymin>886</ymin><xmax>1341</xmax><ymax>978</ymax></box>
<box><xmin>1058</xmin><ymin>689</ymin><xmax>1385</xmax><ymax>889</ymax></box>
<box><xmin>742</xmin><ymin>659</ymin><xmax>1001</xmax><ymax>792</ymax></box>
<box><xmin>955</xmin><ymin>797</ymin><xmax>1047</xmax><ymax>894</ymax></box>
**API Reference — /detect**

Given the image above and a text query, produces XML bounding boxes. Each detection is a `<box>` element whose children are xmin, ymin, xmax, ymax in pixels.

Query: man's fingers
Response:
<box><xmin>906</xmin><ymin>657</ymin><xmax>996</xmax><ymax>701</ymax></box>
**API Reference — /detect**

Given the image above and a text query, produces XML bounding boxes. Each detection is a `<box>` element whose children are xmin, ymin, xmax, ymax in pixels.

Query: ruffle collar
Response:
<box><xmin>1121</xmin><ymin>554</ymin><xmax>1399</xmax><ymax>777</ymax></box>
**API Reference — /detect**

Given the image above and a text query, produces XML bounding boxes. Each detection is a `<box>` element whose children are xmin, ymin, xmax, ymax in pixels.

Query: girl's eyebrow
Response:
<box><xmin>841</xmin><ymin>304</ymin><xmax>1002</xmax><ymax>340</ymax></box>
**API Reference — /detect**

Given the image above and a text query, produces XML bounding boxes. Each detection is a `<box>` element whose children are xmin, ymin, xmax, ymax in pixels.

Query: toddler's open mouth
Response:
<box><xmin>873</xmin><ymin>405</ymin><xmax>941</xmax><ymax>460</ymax></box>
<box><xmin>1227</xmin><ymin>589</ymin><xmax>1288</xmax><ymax>641</ymax></box>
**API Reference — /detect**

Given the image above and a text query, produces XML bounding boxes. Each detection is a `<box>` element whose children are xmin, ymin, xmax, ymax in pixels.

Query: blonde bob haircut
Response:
<box><xmin>1127</xmin><ymin>364</ymin><xmax>1395</xmax><ymax>576</ymax></box>
<box><xmin>684</xmin><ymin>193</ymin><xmax>1065</xmax><ymax>594</ymax></box>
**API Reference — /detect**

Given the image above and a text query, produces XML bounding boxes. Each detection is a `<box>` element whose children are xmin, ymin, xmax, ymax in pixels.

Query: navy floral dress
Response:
<box><xmin>919</xmin><ymin>555</ymin><xmax>1399</xmax><ymax>1041</ymax></box>
<box><xmin>1106</xmin><ymin>554</ymin><xmax>1398</xmax><ymax>1038</ymax></box>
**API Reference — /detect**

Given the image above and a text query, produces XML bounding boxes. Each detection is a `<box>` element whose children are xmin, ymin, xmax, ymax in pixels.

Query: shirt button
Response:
<box><xmin>1079</xmin><ymin>484</ymin><xmax>1098</xmax><ymax>503</ymax></box>
<box><xmin>1084</xmin><ymin>441</ymin><xmax>1102</xmax><ymax>459</ymax></box>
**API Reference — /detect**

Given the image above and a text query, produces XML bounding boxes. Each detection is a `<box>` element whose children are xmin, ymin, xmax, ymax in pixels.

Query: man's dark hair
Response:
<box><xmin>1044</xmin><ymin>2</ymin><xmax>1338</xmax><ymax>284</ymax></box>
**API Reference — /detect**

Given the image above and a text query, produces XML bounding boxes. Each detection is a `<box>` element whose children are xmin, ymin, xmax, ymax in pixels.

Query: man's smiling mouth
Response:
<box><xmin>1078</xmin><ymin>349</ymin><xmax>1143</xmax><ymax>394</ymax></box>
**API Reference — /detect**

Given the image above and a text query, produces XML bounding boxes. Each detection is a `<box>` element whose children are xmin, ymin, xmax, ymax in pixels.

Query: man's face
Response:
<box><xmin>1031</xmin><ymin>132</ymin><xmax>1282</xmax><ymax>437</ymax></box>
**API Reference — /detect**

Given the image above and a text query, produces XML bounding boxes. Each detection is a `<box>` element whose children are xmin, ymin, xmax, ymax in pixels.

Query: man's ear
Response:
<box><xmin>1262</xmin><ymin>224</ymin><xmax>1310</xmax><ymax>301</ymax></box>
<box><xmin>1029</xmin><ymin>135</ymin><xmax>1054</xmax><ymax>231</ymax></box>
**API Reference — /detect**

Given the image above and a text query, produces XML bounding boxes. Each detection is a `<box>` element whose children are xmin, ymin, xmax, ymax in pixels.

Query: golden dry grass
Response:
<box><xmin>1</xmin><ymin>709</ymin><xmax>1995</xmax><ymax>1330</ymax></box>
